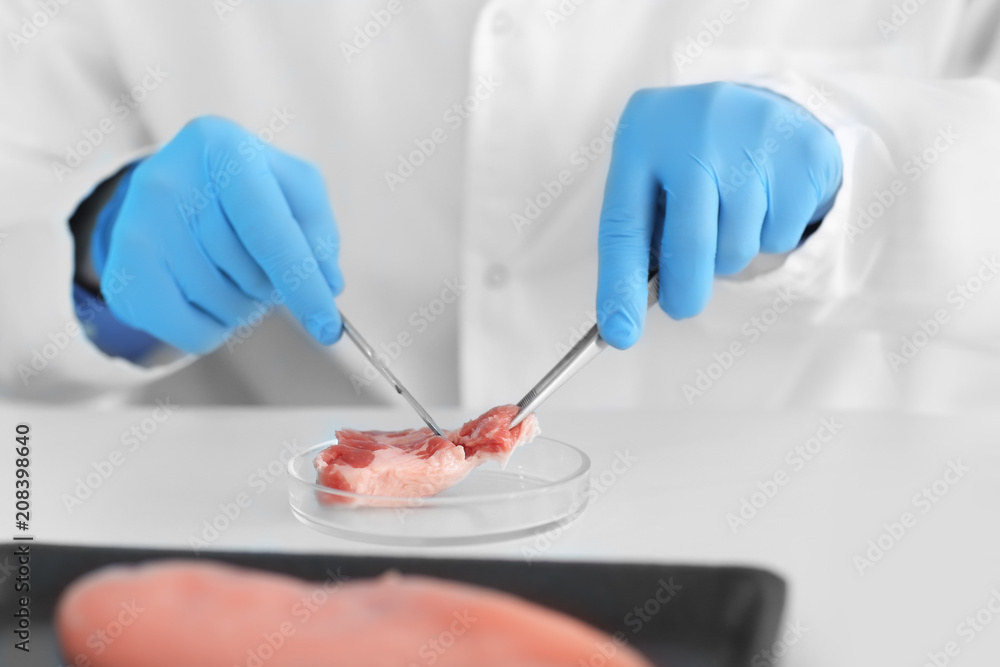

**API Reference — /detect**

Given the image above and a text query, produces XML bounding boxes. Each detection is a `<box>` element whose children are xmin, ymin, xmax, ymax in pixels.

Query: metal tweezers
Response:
<box><xmin>340</xmin><ymin>313</ymin><xmax>445</xmax><ymax>436</ymax></box>
<box><xmin>509</xmin><ymin>270</ymin><xmax>660</xmax><ymax>429</ymax></box>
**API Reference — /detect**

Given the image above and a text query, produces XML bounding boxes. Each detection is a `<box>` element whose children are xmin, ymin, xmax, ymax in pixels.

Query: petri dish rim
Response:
<box><xmin>288</xmin><ymin>502</ymin><xmax>590</xmax><ymax>548</ymax></box>
<box><xmin>287</xmin><ymin>437</ymin><xmax>591</xmax><ymax>506</ymax></box>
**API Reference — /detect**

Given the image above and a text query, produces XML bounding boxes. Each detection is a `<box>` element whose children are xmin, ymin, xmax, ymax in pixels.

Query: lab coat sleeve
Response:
<box><xmin>0</xmin><ymin>2</ymin><xmax>188</xmax><ymax>401</ymax></box>
<box><xmin>723</xmin><ymin>34</ymin><xmax>1000</xmax><ymax>349</ymax></box>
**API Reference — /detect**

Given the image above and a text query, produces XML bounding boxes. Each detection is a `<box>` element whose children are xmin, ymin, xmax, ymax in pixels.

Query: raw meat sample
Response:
<box><xmin>56</xmin><ymin>560</ymin><xmax>654</xmax><ymax>667</ymax></box>
<box><xmin>313</xmin><ymin>404</ymin><xmax>540</xmax><ymax>500</ymax></box>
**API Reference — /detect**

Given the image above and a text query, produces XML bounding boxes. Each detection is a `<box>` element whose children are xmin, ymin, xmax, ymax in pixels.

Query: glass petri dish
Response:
<box><xmin>287</xmin><ymin>437</ymin><xmax>591</xmax><ymax>546</ymax></box>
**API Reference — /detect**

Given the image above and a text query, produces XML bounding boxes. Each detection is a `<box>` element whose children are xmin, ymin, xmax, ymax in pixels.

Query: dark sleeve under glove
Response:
<box><xmin>69</xmin><ymin>164</ymin><xmax>162</xmax><ymax>362</ymax></box>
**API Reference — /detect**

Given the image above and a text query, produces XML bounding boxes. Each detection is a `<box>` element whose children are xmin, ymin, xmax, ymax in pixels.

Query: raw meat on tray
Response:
<box><xmin>313</xmin><ymin>404</ymin><xmax>539</xmax><ymax>501</ymax></box>
<box><xmin>56</xmin><ymin>560</ymin><xmax>654</xmax><ymax>667</ymax></box>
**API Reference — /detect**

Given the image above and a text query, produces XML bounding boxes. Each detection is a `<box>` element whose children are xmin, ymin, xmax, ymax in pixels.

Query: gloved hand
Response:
<box><xmin>597</xmin><ymin>82</ymin><xmax>842</xmax><ymax>349</ymax></box>
<box><xmin>94</xmin><ymin>116</ymin><xmax>344</xmax><ymax>355</ymax></box>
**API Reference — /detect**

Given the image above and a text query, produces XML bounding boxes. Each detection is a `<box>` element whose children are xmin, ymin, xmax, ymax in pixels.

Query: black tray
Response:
<box><xmin>1</xmin><ymin>543</ymin><xmax>785</xmax><ymax>667</ymax></box>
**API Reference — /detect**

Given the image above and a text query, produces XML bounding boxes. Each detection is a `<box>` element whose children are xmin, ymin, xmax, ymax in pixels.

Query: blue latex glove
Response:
<box><xmin>96</xmin><ymin>116</ymin><xmax>344</xmax><ymax>354</ymax></box>
<box><xmin>597</xmin><ymin>82</ymin><xmax>842</xmax><ymax>349</ymax></box>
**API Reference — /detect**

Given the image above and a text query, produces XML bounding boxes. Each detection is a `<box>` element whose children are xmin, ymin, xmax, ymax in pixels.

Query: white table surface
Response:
<box><xmin>2</xmin><ymin>404</ymin><xmax>998</xmax><ymax>666</ymax></box>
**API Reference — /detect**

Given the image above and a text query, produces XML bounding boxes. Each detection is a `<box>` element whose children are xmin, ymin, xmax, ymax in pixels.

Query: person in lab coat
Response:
<box><xmin>1</xmin><ymin>0</ymin><xmax>999</xmax><ymax>412</ymax></box>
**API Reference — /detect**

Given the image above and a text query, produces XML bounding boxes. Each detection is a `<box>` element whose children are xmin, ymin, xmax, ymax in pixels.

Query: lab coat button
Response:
<box><xmin>484</xmin><ymin>263</ymin><xmax>509</xmax><ymax>288</ymax></box>
<box><xmin>492</xmin><ymin>11</ymin><xmax>512</xmax><ymax>34</ymax></box>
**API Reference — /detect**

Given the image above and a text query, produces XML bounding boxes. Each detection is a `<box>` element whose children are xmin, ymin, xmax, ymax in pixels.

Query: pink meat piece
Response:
<box><xmin>313</xmin><ymin>405</ymin><xmax>540</xmax><ymax>501</ymax></box>
<box><xmin>56</xmin><ymin>561</ymin><xmax>656</xmax><ymax>667</ymax></box>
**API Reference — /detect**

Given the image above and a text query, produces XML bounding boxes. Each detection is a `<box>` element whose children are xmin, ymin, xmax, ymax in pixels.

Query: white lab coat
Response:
<box><xmin>2</xmin><ymin>0</ymin><xmax>999</xmax><ymax>413</ymax></box>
